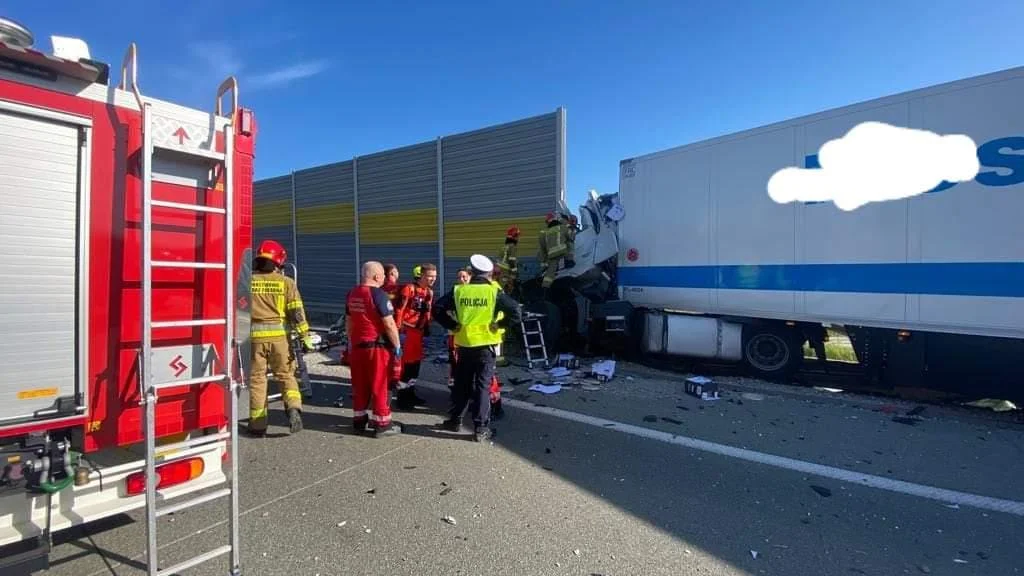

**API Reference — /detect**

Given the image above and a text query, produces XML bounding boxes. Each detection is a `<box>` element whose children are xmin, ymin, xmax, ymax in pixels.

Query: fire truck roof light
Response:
<box><xmin>51</xmin><ymin>35</ymin><xmax>91</xmax><ymax>61</ymax></box>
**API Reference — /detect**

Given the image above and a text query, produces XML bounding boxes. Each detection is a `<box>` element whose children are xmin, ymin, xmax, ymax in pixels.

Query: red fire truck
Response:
<box><xmin>0</xmin><ymin>17</ymin><xmax>252</xmax><ymax>576</ymax></box>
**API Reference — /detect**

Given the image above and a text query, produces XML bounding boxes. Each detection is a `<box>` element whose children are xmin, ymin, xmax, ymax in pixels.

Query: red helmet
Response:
<box><xmin>257</xmin><ymin>239</ymin><xmax>287</xmax><ymax>267</ymax></box>
<box><xmin>545</xmin><ymin>212</ymin><xmax>557</xmax><ymax>224</ymax></box>
<box><xmin>506</xmin><ymin>226</ymin><xmax>521</xmax><ymax>239</ymax></box>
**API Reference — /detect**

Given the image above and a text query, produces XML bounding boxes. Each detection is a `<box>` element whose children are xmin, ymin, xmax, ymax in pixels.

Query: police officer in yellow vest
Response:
<box><xmin>432</xmin><ymin>254</ymin><xmax>522</xmax><ymax>442</ymax></box>
<box><xmin>538</xmin><ymin>212</ymin><xmax>575</xmax><ymax>295</ymax></box>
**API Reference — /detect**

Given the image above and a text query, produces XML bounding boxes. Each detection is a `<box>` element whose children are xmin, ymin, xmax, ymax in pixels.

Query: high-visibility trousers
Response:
<box><xmin>350</xmin><ymin>342</ymin><xmax>393</xmax><ymax>428</ymax></box>
<box><xmin>249</xmin><ymin>337</ymin><xmax>302</xmax><ymax>432</ymax></box>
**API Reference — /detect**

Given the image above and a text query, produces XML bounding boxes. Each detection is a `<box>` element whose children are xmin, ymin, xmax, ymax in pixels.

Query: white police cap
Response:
<box><xmin>469</xmin><ymin>254</ymin><xmax>494</xmax><ymax>273</ymax></box>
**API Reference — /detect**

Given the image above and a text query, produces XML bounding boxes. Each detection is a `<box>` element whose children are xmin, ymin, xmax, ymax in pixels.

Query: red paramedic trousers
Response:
<box><xmin>350</xmin><ymin>343</ymin><xmax>393</xmax><ymax>428</ymax></box>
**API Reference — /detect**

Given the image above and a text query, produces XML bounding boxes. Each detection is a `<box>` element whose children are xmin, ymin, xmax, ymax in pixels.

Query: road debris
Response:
<box><xmin>336</xmin><ymin>521</ymin><xmax>347</xmax><ymax>527</ymax></box>
<box><xmin>892</xmin><ymin>416</ymin><xmax>920</xmax><ymax>426</ymax></box>
<box><xmin>529</xmin><ymin>383</ymin><xmax>563</xmax><ymax>394</ymax></box>
<box><xmin>440</xmin><ymin>487</ymin><xmax>453</xmax><ymax>496</ymax></box>
<box><xmin>684</xmin><ymin>376</ymin><xmax>719</xmax><ymax>400</ymax></box>
<box><xmin>442</xmin><ymin>515</ymin><xmax>457</xmax><ymax>525</ymax></box>
<box><xmin>750</xmin><ymin>550</ymin><xmax>759</xmax><ymax>559</ymax></box>
<box><xmin>810</xmin><ymin>485</ymin><xmax>833</xmax><ymax>498</ymax></box>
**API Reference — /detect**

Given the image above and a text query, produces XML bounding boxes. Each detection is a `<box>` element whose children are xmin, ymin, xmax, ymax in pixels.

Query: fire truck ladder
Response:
<box><xmin>124</xmin><ymin>44</ymin><xmax>242</xmax><ymax>576</ymax></box>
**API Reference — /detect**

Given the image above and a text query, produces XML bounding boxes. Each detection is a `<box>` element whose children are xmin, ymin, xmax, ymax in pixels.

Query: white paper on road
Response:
<box><xmin>529</xmin><ymin>384</ymin><xmax>563</xmax><ymax>394</ymax></box>
<box><xmin>591</xmin><ymin>360</ymin><xmax>616</xmax><ymax>379</ymax></box>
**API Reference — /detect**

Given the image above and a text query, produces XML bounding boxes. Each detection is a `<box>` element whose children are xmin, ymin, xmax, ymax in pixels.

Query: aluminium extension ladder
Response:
<box><xmin>520</xmin><ymin>312</ymin><xmax>550</xmax><ymax>369</ymax></box>
<box><xmin>125</xmin><ymin>43</ymin><xmax>242</xmax><ymax>576</ymax></box>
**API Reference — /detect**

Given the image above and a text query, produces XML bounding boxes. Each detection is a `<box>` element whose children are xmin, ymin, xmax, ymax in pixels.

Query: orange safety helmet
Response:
<box><xmin>506</xmin><ymin>225</ymin><xmax>521</xmax><ymax>239</ymax></box>
<box><xmin>257</xmin><ymin>239</ymin><xmax>287</xmax><ymax>267</ymax></box>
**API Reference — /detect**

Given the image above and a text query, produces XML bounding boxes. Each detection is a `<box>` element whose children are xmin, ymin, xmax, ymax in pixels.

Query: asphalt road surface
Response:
<box><xmin>34</xmin><ymin>344</ymin><xmax>1024</xmax><ymax>576</ymax></box>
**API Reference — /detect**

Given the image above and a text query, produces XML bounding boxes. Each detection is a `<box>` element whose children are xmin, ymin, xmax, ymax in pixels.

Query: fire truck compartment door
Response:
<box><xmin>0</xmin><ymin>103</ymin><xmax>87</xmax><ymax>426</ymax></box>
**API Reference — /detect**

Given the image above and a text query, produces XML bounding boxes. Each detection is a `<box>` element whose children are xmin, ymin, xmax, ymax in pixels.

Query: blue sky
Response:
<box><xmin>9</xmin><ymin>1</ymin><xmax>1024</xmax><ymax>209</ymax></box>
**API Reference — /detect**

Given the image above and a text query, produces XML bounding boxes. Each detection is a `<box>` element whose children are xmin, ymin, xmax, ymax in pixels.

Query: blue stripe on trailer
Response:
<box><xmin>617</xmin><ymin>262</ymin><xmax>1024</xmax><ymax>298</ymax></box>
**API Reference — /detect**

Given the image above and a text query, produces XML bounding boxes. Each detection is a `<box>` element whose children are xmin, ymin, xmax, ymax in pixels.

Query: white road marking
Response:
<box><xmin>84</xmin><ymin>438</ymin><xmax>423</xmax><ymax>576</ymax></box>
<box><xmin>355</xmin><ymin>378</ymin><xmax>1024</xmax><ymax>518</ymax></box>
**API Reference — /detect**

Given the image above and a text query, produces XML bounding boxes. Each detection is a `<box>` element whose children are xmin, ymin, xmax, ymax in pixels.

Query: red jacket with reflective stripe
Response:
<box><xmin>346</xmin><ymin>285</ymin><xmax>389</xmax><ymax>344</ymax></box>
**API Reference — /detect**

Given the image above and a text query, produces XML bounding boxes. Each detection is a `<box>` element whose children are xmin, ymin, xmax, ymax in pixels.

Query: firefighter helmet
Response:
<box><xmin>257</xmin><ymin>239</ymin><xmax>287</xmax><ymax>267</ymax></box>
<box><xmin>506</xmin><ymin>226</ymin><xmax>521</xmax><ymax>239</ymax></box>
<box><xmin>412</xmin><ymin>265</ymin><xmax>423</xmax><ymax>279</ymax></box>
<box><xmin>545</xmin><ymin>212</ymin><xmax>558</xmax><ymax>224</ymax></box>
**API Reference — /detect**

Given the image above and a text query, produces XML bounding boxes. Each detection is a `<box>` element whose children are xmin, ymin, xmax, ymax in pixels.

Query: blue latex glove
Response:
<box><xmin>394</xmin><ymin>345</ymin><xmax>403</xmax><ymax>359</ymax></box>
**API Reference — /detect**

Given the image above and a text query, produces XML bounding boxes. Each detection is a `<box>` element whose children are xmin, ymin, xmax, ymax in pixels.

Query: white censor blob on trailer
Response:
<box><xmin>766</xmin><ymin>121</ymin><xmax>981</xmax><ymax>211</ymax></box>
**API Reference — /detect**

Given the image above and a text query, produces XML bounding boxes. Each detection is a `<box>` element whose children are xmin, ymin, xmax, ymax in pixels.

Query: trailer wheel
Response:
<box><xmin>742</xmin><ymin>325</ymin><xmax>801</xmax><ymax>380</ymax></box>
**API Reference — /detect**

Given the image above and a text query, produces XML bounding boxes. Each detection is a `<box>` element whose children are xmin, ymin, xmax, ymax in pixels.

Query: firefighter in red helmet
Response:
<box><xmin>495</xmin><ymin>225</ymin><xmax>520</xmax><ymax>296</ymax></box>
<box><xmin>246</xmin><ymin>239</ymin><xmax>313</xmax><ymax>437</ymax></box>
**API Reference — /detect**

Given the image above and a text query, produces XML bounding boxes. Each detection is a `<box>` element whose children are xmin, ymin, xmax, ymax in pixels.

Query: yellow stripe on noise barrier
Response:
<box><xmin>254</xmin><ymin>199</ymin><xmax>293</xmax><ymax>228</ymax></box>
<box><xmin>296</xmin><ymin>202</ymin><xmax>355</xmax><ymax>234</ymax></box>
<box><xmin>359</xmin><ymin>208</ymin><xmax>438</xmax><ymax>245</ymax></box>
<box><xmin>444</xmin><ymin>215</ymin><xmax>546</xmax><ymax>258</ymax></box>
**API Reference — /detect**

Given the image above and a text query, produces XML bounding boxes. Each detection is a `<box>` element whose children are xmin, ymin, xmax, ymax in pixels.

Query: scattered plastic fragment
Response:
<box><xmin>440</xmin><ymin>487</ymin><xmax>453</xmax><ymax>496</ymax></box>
<box><xmin>810</xmin><ymin>485</ymin><xmax>833</xmax><ymax>498</ymax></box>
<box><xmin>337</xmin><ymin>521</ymin><xmax>347</xmax><ymax>527</ymax></box>
<box><xmin>750</xmin><ymin>550</ymin><xmax>759</xmax><ymax>559</ymax></box>
<box><xmin>442</xmin><ymin>515</ymin><xmax>457</xmax><ymax>525</ymax></box>
<box><xmin>964</xmin><ymin>398</ymin><xmax>1018</xmax><ymax>412</ymax></box>
<box><xmin>529</xmin><ymin>384</ymin><xmax>563</xmax><ymax>395</ymax></box>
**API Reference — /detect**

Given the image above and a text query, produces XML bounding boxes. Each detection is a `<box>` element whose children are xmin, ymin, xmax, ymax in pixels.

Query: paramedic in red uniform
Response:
<box><xmin>336</xmin><ymin>262</ymin><xmax>400</xmax><ymax>409</ymax></box>
<box><xmin>345</xmin><ymin>261</ymin><xmax>403</xmax><ymax>437</ymax></box>
<box><xmin>393</xmin><ymin>263</ymin><xmax>438</xmax><ymax>410</ymax></box>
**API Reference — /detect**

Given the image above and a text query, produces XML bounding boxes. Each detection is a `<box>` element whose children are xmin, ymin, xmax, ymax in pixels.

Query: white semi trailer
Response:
<box><xmin>559</xmin><ymin>65</ymin><xmax>1024</xmax><ymax>401</ymax></box>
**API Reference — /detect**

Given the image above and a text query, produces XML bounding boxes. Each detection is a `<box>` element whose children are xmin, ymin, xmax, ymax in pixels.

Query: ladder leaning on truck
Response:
<box><xmin>0</xmin><ymin>17</ymin><xmax>255</xmax><ymax>576</ymax></box>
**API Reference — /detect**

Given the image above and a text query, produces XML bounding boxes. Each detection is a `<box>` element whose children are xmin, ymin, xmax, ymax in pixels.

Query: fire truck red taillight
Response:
<box><xmin>125</xmin><ymin>458</ymin><xmax>205</xmax><ymax>496</ymax></box>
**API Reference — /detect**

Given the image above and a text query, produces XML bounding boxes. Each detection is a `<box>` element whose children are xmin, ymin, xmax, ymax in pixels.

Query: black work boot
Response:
<box><xmin>244</xmin><ymin>427</ymin><xmax>266</xmax><ymax>438</ymax></box>
<box><xmin>287</xmin><ymin>408</ymin><xmax>303</xmax><ymax>434</ymax></box>
<box><xmin>474</xmin><ymin>426</ymin><xmax>492</xmax><ymax>443</ymax></box>
<box><xmin>372</xmin><ymin>422</ymin><xmax>402</xmax><ymax>438</ymax></box>
<box><xmin>491</xmin><ymin>400</ymin><xmax>505</xmax><ymax>421</ymax></box>
<box><xmin>441</xmin><ymin>418</ymin><xmax>462</xmax><ymax>433</ymax></box>
<box><xmin>352</xmin><ymin>418</ymin><xmax>368</xmax><ymax>435</ymax></box>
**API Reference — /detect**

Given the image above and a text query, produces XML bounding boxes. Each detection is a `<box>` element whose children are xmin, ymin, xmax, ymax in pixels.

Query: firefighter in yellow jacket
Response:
<box><xmin>496</xmin><ymin>226</ymin><xmax>520</xmax><ymax>295</ymax></box>
<box><xmin>247</xmin><ymin>239</ymin><xmax>314</xmax><ymax>437</ymax></box>
<box><xmin>538</xmin><ymin>213</ymin><xmax>575</xmax><ymax>293</ymax></box>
